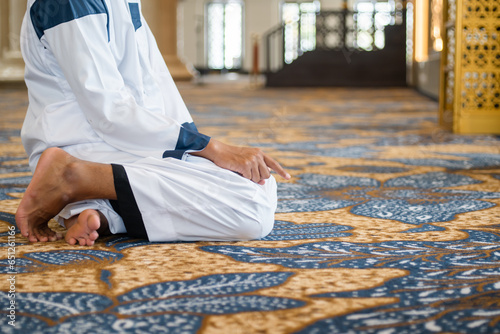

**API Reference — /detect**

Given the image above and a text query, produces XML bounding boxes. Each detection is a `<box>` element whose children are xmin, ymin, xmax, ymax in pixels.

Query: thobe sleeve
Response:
<box><xmin>29</xmin><ymin>0</ymin><xmax>210</xmax><ymax>159</ymax></box>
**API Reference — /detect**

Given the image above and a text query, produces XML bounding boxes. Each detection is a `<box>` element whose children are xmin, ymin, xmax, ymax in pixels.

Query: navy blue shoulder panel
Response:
<box><xmin>128</xmin><ymin>2</ymin><xmax>142</xmax><ymax>31</ymax></box>
<box><xmin>163</xmin><ymin>122</ymin><xmax>211</xmax><ymax>159</ymax></box>
<box><xmin>31</xmin><ymin>0</ymin><xmax>109</xmax><ymax>40</ymax></box>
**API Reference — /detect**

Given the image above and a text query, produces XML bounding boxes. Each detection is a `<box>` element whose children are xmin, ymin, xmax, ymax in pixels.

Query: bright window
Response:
<box><xmin>206</xmin><ymin>1</ymin><xmax>243</xmax><ymax>70</ymax></box>
<box><xmin>282</xmin><ymin>1</ymin><xmax>320</xmax><ymax>64</ymax></box>
<box><xmin>355</xmin><ymin>0</ymin><xmax>395</xmax><ymax>51</ymax></box>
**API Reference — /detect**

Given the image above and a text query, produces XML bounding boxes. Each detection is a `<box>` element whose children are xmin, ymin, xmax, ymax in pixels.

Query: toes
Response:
<box><xmin>15</xmin><ymin>212</ymin><xmax>29</xmax><ymax>238</ymax></box>
<box><xmin>35</xmin><ymin>231</ymin><xmax>49</xmax><ymax>242</ymax></box>
<box><xmin>68</xmin><ymin>234</ymin><xmax>97</xmax><ymax>247</ymax></box>
<box><xmin>65</xmin><ymin>235</ymin><xmax>77</xmax><ymax>245</ymax></box>
<box><xmin>64</xmin><ymin>210</ymin><xmax>103</xmax><ymax>246</ymax></box>
<box><xmin>27</xmin><ymin>224</ymin><xmax>37</xmax><ymax>242</ymax></box>
<box><xmin>85</xmin><ymin>210</ymin><xmax>101</xmax><ymax>231</ymax></box>
<box><xmin>34</xmin><ymin>224</ymin><xmax>55</xmax><ymax>242</ymax></box>
<box><xmin>89</xmin><ymin>231</ymin><xmax>99</xmax><ymax>241</ymax></box>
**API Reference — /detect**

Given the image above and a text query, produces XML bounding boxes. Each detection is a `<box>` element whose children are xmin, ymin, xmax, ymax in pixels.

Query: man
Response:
<box><xmin>16</xmin><ymin>0</ymin><xmax>290</xmax><ymax>246</ymax></box>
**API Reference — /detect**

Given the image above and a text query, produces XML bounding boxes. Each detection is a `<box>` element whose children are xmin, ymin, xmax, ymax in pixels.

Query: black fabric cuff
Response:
<box><xmin>109</xmin><ymin>164</ymin><xmax>149</xmax><ymax>240</ymax></box>
<box><xmin>163</xmin><ymin>122</ymin><xmax>211</xmax><ymax>159</ymax></box>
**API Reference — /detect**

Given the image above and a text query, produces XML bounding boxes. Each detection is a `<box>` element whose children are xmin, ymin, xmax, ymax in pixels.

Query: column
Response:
<box><xmin>0</xmin><ymin>0</ymin><xmax>194</xmax><ymax>83</ymax></box>
<box><xmin>141</xmin><ymin>0</ymin><xmax>194</xmax><ymax>81</ymax></box>
<box><xmin>0</xmin><ymin>0</ymin><xmax>26</xmax><ymax>83</ymax></box>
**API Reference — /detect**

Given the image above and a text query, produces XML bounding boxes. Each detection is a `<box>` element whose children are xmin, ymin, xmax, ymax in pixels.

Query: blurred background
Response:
<box><xmin>0</xmin><ymin>0</ymin><xmax>498</xmax><ymax>134</ymax></box>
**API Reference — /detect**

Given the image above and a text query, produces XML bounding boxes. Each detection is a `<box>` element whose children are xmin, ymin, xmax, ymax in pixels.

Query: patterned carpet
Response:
<box><xmin>1</xmin><ymin>80</ymin><xmax>500</xmax><ymax>333</ymax></box>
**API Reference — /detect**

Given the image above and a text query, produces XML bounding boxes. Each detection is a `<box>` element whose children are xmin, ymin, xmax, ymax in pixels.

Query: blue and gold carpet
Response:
<box><xmin>1</xmin><ymin>82</ymin><xmax>500</xmax><ymax>333</ymax></box>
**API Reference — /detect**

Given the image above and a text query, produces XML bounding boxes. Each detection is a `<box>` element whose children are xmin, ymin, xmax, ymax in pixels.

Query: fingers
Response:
<box><xmin>263</xmin><ymin>155</ymin><xmax>291</xmax><ymax>180</ymax></box>
<box><xmin>204</xmin><ymin>140</ymin><xmax>291</xmax><ymax>184</ymax></box>
<box><xmin>257</xmin><ymin>161</ymin><xmax>270</xmax><ymax>185</ymax></box>
<box><xmin>251</xmin><ymin>159</ymin><xmax>266</xmax><ymax>184</ymax></box>
<box><xmin>249</xmin><ymin>152</ymin><xmax>290</xmax><ymax>184</ymax></box>
<box><xmin>259</xmin><ymin>160</ymin><xmax>271</xmax><ymax>179</ymax></box>
<box><xmin>239</xmin><ymin>164</ymin><xmax>252</xmax><ymax>181</ymax></box>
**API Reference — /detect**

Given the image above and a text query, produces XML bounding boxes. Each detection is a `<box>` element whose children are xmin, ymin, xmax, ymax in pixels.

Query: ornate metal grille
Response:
<box><xmin>439</xmin><ymin>0</ymin><xmax>500</xmax><ymax>133</ymax></box>
<box><xmin>266</xmin><ymin>4</ymin><xmax>405</xmax><ymax>73</ymax></box>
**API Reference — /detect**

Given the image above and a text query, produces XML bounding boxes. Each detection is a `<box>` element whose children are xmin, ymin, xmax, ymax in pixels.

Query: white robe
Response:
<box><xmin>20</xmin><ymin>0</ymin><xmax>277</xmax><ymax>241</ymax></box>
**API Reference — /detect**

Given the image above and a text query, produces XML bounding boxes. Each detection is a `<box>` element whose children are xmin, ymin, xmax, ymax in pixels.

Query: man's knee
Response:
<box><xmin>233</xmin><ymin>211</ymin><xmax>275</xmax><ymax>240</ymax></box>
<box><xmin>233</xmin><ymin>193</ymin><xmax>276</xmax><ymax>240</ymax></box>
<box><xmin>258</xmin><ymin>211</ymin><xmax>275</xmax><ymax>239</ymax></box>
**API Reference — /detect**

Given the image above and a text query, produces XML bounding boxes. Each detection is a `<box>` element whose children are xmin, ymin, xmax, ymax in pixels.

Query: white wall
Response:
<box><xmin>243</xmin><ymin>0</ymin><xmax>281</xmax><ymax>72</ymax></box>
<box><xmin>179</xmin><ymin>0</ymin><xmax>283</xmax><ymax>72</ymax></box>
<box><xmin>180</xmin><ymin>0</ymin><xmax>348</xmax><ymax>72</ymax></box>
<box><xmin>178</xmin><ymin>0</ymin><xmax>205</xmax><ymax>69</ymax></box>
<box><xmin>321</xmin><ymin>0</ymin><xmax>345</xmax><ymax>10</ymax></box>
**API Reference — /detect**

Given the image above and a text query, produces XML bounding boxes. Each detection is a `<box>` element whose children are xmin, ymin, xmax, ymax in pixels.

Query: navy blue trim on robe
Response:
<box><xmin>128</xmin><ymin>2</ymin><xmax>142</xmax><ymax>31</ymax></box>
<box><xmin>162</xmin><ymin>122</ymin><xmax>211</xmax><ymax>159</ymax></box>
<box><xmin>109</xmin><ymin>164</ymin><xmax>149</xmax><ymax>240</ymax></box>
<box><xmin>31</xmin><ymin>0</ymin><xmax>109</xmax><ymax>40</ymax></box>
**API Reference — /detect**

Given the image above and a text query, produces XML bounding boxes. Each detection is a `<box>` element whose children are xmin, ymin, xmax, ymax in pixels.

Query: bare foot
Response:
<box><xmin>15</xmin><ymin>147</ymin><xmax>115</xmax><ymax>243</ymax></box>
<box><xmin>15</xmin><ymin>148</ymin><xmax>78</xmax><ymax>242</ymax></box>
<box><xmin>64</xmin><ymin>209</ymin><xmax>110</xmax><ymax>246</ymax></box>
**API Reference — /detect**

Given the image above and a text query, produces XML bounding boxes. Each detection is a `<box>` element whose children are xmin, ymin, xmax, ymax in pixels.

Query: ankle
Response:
<box><xmin>61</xmin><ymin>161</ymin><xmax>82</xmax><ymax>203</ymax></box>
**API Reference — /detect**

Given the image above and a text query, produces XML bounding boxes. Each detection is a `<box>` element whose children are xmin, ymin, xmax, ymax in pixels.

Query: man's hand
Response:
<box><xmin>192</xmin><ymin>139</ymin><xmax>291</xmax><ymax>185</ymax></box>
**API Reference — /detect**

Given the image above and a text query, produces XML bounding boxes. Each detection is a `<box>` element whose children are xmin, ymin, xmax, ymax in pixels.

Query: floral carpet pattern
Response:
<box><xmin>0</xmin><ymin>81</ymin><xmax>499</xmax><ymax>333</ymax></box>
